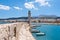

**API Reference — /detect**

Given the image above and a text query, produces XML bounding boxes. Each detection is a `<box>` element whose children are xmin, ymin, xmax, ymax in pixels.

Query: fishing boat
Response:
<box><xmin>36</xmin><ymin>32</ymin><xmax>45</xmax><ymax>36</ymax></box>
<box><xmin>30</xmin><ymin>29</ymin><xmax>40</xmax><ymax>33</ymax></box>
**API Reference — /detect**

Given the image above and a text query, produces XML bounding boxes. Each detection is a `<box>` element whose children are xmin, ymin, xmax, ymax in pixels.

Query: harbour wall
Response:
<box><xmin>0</xmin><ymin>22</ymin><xmax>35</xmax><ymax>40</ymax></box>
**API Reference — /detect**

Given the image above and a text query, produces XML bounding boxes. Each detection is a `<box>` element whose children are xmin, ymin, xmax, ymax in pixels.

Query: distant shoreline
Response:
<box><xmin>38</xmin><ymin>23</ymin><xmax>60</xmax><ymax>25</ymax></box>
<box><xmin>31</xmin><ymin>22</ymin><xmax>60</xmax><ymax>25</ymax></box>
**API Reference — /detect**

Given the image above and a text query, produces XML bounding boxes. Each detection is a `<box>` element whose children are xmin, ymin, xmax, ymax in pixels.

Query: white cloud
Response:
<box><xmin>0</xmin><ymin>5</ymin><xmax>10</xmax><ymax>10</ymax></box>
<box><xmin>24</xmin><ymin>0</ymin><xmax>51</xmax><ymax>10</ymax></box>
<box><xmin>24</xmin><ymin>2</ymin><xmax>38</xmax><ymax>10</ymax></box>
<box><xmin>35</xmin><ymin>0</ymin><xmax>51</xmax><ymax>7</ymax></box>
<box><xmin>14</xmin><ymin>6</ymin><xmax>22</xmax><ymax>10</ymax></box>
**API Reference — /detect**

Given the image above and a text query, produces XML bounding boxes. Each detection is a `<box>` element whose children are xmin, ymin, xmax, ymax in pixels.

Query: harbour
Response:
<box><xmin>0</xmin><ymin>0</ymin><xmax>60</xmax><ymax>40</ymax></box>
<box><xmin>32</xmin><ymin>24</ymin><xmax>60</xmax><ymax>40</ymax></box>
<box><xmin>0</xmin><ymin>10</ymin><xmax>60</xmax><ymax>40</ymax></box>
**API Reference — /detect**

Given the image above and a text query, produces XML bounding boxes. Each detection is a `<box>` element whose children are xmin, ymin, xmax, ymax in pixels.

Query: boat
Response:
<box><xmin>30</xmin><ymin>29</ymin><xmax>40</xmax><ymax>33</ymax></box>
<box><xmin>36</xmin><ymin>32</ymin><xmax>45</xmax><ymax>36</ymax></box>
<box><xmin>31</xmin><ymin>27</ymin><xmax>36</xmax><ymax>29</ymax></box>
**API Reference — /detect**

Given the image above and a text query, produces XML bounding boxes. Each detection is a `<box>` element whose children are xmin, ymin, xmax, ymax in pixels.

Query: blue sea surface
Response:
<box><xmin>0</xmin><ymin>21</ymin><xmax>12</xmax><ymax>24</ymax></box>
<box><xmin>0</xmin><ymin>22</ymin><xmax>7</xmax><ymax>24</ymax></box>
<box><xmin>32</xmin><ymin>24</ymin><xmax>60</xmax><ymax>40</ymax></box>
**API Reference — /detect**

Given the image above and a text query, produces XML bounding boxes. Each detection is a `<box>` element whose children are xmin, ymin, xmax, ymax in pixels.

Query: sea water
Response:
<box><xmin>32</xmin><ymin>24</ymin><xmax>60</xmax><ymax>40</ymax></box>
<box><xmin>0</xmin><ymin>21</ymin><xmax>13</xmax><ymax>24</ymax></box>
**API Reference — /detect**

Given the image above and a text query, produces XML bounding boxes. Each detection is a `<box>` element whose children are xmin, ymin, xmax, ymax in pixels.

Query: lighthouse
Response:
<box><xmin>28</xmin><ymin>10</ymin><xmax>31</xmax><ymax>26</ymax></box>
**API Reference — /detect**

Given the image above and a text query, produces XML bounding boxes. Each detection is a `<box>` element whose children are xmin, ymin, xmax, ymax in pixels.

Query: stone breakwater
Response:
<box><xmin>0</xmin><ymin>22</ymin><xmax>35</xmax><ymax>40</ymax></box>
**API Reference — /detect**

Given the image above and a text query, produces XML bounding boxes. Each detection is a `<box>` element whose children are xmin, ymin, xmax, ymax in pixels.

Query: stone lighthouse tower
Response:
<box><xmin>28</xmin><ymin>10</ymin><xmax>31</xmax><ymax>26</ymax></box>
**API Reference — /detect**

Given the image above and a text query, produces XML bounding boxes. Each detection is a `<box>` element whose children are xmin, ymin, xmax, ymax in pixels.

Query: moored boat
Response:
<box><xmin>30</xmin><ymin>29</ymin><xmax>40</xmax><ymax>33</ymax></box>
<box><xmin>36</xmin><ymin>32</ymin><xmax>45</xmax><ymax>36</ymax></box>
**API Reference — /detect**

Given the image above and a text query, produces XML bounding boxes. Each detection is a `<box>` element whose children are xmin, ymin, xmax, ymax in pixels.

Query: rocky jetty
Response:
<box><xmin>0</xmin><ymin>22</ymin><xmax>35</xmax><ymax>40</ymax></box>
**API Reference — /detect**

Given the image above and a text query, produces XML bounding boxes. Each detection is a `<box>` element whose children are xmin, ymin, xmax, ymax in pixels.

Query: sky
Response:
<box><xmin>0</xmin><ymin>0</ymin><xmax>60</xmax><ymax>18</ymax></box>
